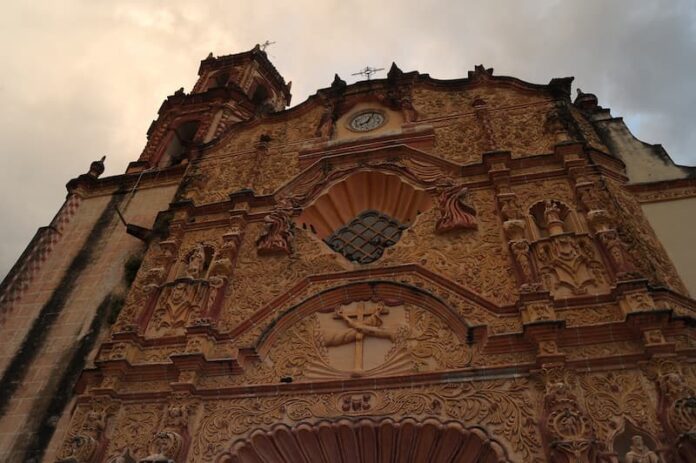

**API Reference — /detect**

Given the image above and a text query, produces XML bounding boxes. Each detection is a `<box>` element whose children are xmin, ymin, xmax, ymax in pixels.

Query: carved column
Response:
<box><xmin>539</xmin><ymin>368</ymin><xmax>599</xmax><ymax>463</ymax></box>
<box><xmin>575</xmin><ymin>180</ymin><xmax>640</xmax><ymax>281</ymax></box>
<box><xmin>141</xmin><ymin>395</ymin><xmax>197</xmax><ymax>463</ymax></box>
<box><xmin>58</xmin><ymin>400</ymin><xmax>118</xmax><ymax>463</ymax></box>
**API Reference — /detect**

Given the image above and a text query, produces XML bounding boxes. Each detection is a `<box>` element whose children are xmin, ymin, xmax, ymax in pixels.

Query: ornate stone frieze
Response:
<box><xmin>190</xmin><ymin>380</ymin><xmax>543</xmax><ymax>462</ymax></box>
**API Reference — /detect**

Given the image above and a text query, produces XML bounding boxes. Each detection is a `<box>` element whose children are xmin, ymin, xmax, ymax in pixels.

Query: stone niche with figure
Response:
<box><xmin>141</xmin><ymin>241</ymin><xmax>230</xmax><ymax>338</ymax></box>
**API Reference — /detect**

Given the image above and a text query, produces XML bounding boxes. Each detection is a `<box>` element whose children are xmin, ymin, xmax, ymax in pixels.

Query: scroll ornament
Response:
<box><xmin>435</xmin><ymin>183</ymin><xmax>477</xmax><ymax>233</ymax></box>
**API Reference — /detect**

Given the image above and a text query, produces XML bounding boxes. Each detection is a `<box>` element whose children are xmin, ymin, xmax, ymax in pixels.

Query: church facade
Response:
<box><xmin>1</xmin><ymin>46</ymin><xmax>696</xmax><ymax>462</ymax></box>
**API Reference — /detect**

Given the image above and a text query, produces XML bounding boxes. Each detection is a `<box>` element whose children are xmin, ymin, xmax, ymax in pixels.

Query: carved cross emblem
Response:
<box><xmin>325</xmin><ymin>302</ymin><xmax>393</xmax><ymax>372</ymax></box>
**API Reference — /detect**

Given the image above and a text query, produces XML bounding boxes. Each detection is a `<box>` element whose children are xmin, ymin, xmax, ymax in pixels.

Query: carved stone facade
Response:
<box><xmin>2</xmin><ymin>46</ymin><xmax>696</xmax><ymax>462</ymax></box>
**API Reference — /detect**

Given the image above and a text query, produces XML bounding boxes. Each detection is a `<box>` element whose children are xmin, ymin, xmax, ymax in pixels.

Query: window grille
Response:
<box><xmin>325</xmin><ymin>210</ymin><xmax>406</xmax><ymax>264</ymax></box>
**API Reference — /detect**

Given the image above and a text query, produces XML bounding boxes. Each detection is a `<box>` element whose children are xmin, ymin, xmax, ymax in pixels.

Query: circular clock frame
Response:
<box><xmin>347</xmin><ymin>109</ymin><xmax>387</xmax><ymax>132</ymax></box>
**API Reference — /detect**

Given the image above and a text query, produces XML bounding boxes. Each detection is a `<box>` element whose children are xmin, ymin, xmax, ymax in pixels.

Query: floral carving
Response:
<box><xmin>192</xmin><ymin>380</ymin><xmax>543</xmax><ymax>462</ymax></box>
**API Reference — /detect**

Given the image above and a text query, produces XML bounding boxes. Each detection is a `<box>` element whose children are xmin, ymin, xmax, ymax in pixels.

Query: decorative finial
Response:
<box><xmin>387</xmin><ymin>62</ymin><xmax>403</xmax><ymax>81</ymax></box>
<box><xmin>468</xmin><ymin>65</ymin><xmax>494</xmax><ymax>80</ymax></box>
<box><xmin>331</xmin><ymin>74</ymin><xmax>347</xmax><ymax>91</ymax></box>
<box><xmin>206</xmin><ymin>52</ymin><xmax>214</xmax><ymax>59</ymax></box>
<box><xmin>88</xmin><ymin>156</ymin><xmax>106</xmax><ymax>178</ymax></box>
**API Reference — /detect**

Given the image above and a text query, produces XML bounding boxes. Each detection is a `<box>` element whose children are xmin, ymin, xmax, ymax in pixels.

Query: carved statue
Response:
<box><xmin>598</xmin><ymin>230</ymin><xmax>638</xmax><ymax>278</ymax></box>
<box><xmin>625</xmin><ymin>435</ymin><xmax>659</xmax><ymax>463</ymax></box>
<box><xmin>315</xmin><ymin>102</ymin><xmax>335</xmax><ymax>138</ymax></box>
<box><xmin>543</xmin><ymin>200</ymin><xmax>565</xmax><ymax>235</ymax></box>
<box><xmin>499</xmin><ymin>194</ymin><xmax>523</xmax><ymax>221</ymax></box>
<box><xmin>510</xmin><ymin>240</ymin><xmax>536</xmax><ymax>289</ymax></box>
<box><xmin>435</xmin><ymin>183</ymin><xmax>477</xmax><ymax>233</ymax></box>
<box><xmin>185</xmin><ymin>244</ymin><xmax>206</xmax><ymax>279</ymax></box>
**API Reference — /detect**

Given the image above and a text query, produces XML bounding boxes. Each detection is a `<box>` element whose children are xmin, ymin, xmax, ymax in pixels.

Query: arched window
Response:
<box><xmin>251</xmin><ymin>84</ymin><xmax>269</xmax><ymax>106</ymax></box>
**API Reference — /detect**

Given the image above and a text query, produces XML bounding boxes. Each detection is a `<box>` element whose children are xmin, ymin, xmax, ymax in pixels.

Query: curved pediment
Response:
<box><xmin>235</xmin><ymin>280</ymin><xmax>484</xmax><ymax>383</ymax></box>
<box><xmin>276</xmin><ymin>144</ymin><xmax>460</xmax><ymax>207</ymax></box>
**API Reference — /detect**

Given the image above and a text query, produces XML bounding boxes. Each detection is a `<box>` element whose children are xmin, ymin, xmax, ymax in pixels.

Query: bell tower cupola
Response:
<box><xmin>135</xmin><ymin>44</ymin><xmax>291</xmax><ymax>169</ymax></box>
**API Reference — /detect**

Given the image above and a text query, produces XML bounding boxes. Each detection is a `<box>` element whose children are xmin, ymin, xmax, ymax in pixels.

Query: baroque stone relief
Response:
<box><xmin>191</xmin><ymin>380</ymin><xmax>544</xmax><ymax>462</ymax></box>
<box><xmin>246</xmin><ymin>301</ymin><xmax>475</xmax><ymax>382</ymax></box>
<box><xmin>379</xmin><ymin>188</ymin><xmax>519</xmax><ymax>306</ymax></box>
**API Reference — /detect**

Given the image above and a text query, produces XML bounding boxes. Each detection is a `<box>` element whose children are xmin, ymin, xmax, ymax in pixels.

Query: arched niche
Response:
<box><xmin>218</xmin><ymin>417</ymin><xmax>512</xmax><ymax>463</ymax></box>
<box><xmin>295</xmin><ymin>170</ymin><xmax>433</xmax><ymax>263</ymax></box>
<box><xmin>611</xmin><ymin>420</ymin><xmax>661</xmax><ymax>462</ymax></box>
<box><xmin>528</xmin><ymin>199</ymin><xmax>582</xmax><ymax>239</ymax></box>
<box><xmin>252</xmin><ymin>281</ymin><xmax>475</xmax><ymax>381</ymax></box>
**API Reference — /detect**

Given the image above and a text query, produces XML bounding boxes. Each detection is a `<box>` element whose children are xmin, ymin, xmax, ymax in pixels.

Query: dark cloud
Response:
<box><xmin>1</xmin><ymin>0</ymin><xmax>695</xmax><ymax>278</ymax></box>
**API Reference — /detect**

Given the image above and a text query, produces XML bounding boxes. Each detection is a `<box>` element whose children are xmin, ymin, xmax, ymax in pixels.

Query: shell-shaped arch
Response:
<box><xmin>218</xmin><ymin>417</ymin><xmax>512</xmax><ymax>463</ymax></box>
<box><xmin>296</xmin><ymin>170</ymin><xmax>433</xmax><ymax>239</ymax></box>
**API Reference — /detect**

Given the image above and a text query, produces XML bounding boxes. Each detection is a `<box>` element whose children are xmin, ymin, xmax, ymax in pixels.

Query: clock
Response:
<box><xmin>348</xmin><ymin>110</ymin><xmax>386</xmax><ymax>132</ymax></box>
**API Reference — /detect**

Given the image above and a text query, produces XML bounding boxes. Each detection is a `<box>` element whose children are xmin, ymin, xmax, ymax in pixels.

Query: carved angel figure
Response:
<box><xmin>435</xmin><ymin>184</ymin><xmax>477</xmax><ymax>233</ymax></box>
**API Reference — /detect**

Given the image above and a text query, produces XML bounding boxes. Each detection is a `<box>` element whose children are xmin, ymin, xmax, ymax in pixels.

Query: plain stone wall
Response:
<box><xmin>0</xmin><ymin>182</ymin><xmax>178</xmax><ymax>462</ymax></box>
<box><xmin>641</xmin><ymin>196</ymin><xmax>696</xmax><ymax>297</ymax></box>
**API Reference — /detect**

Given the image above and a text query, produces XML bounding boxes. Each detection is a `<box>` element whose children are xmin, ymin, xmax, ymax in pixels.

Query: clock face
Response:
<box><xmin>349</xmin><ymin>110</ymin><xmax>386</xmax><ymax>132</ymax></box>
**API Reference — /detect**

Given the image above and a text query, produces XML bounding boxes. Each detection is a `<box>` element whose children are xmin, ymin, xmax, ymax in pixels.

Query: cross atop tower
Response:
<box><xmin>260</xmin><ymin>40</ymin><xmax>276</xmax><ymax>51</ymax></box>
<box><xmin>351</xmin><ymin>66</ymin><xmax>385</xmax><ymax>81</ymax></box>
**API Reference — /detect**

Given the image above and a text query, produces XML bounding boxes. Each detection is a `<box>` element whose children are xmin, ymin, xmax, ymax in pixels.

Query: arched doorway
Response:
<box><xmin>218</xmin><ymin>417</ymin><xmax>511</xmax><ymax>463</ymax></box>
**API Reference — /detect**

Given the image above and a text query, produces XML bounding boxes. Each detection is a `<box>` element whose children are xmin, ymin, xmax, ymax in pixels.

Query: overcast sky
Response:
<box><xmin>1</xmin><ymin>0</ymin><xmax>695</xmax><ymax>279</ymax></box>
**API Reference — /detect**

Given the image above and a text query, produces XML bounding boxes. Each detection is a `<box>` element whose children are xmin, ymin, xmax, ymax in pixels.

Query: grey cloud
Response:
<box><xmin>1</xmin><ymin>0</ymin><xmax>695</xmax><ymax>278</ymax></box>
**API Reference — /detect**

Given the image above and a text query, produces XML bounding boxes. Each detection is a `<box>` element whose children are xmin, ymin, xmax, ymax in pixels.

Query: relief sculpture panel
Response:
<box><xmin>244</xmin><ymin>300</ymin><xmax>474</xmax><ymax>383</ymax></box>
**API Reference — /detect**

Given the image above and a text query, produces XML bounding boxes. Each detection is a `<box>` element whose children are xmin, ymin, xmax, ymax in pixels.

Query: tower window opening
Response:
<box><xmin>161</xmin><ymin>120</ymin><xmax>200</xmax><ymax>167</ymax></box>
<box><xmin>325</xmin><ymin>210</ymin><xmax>406</xmax><ymax>264</ymax></box>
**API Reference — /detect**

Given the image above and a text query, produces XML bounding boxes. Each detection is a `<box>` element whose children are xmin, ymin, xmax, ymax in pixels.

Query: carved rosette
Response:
<box><xmin>434</xmin><ymin>183</ymin><xmax>477</xmax><ymax>233</ymax></box>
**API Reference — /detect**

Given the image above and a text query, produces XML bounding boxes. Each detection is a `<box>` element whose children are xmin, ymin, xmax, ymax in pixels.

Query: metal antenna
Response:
<box><xmin>351</xmin><ymin>66</ymin><xmax>384</xmax><ymax>81</ymax></box>
<box><xmin>260</xmin><ymin>40</ymin><xmax>276</xmax><ymax>51</ymax></box>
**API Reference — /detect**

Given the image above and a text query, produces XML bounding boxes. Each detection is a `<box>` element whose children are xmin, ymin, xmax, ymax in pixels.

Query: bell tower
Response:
<box><xmin>136</xmin><ymin>44</ymin><xmax>292</xmax><ymax>169</ymax></box>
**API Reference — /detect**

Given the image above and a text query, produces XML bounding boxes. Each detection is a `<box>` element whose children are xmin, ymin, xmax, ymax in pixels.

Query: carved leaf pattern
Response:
<box><xmin>105</xmin><ymin>404</ymin><xmax>161</xmax><ymax>461</ymax></box>
<box><xmin>191</xmin><ymin>380</ymin><xmax>544</xmax><ymax>462</ymax></box>
<box><xmin>578</xmin><ymin>372</ymin><xmax>659</xmax><ymax>443</ymax></box>
<box><xmin>220</xmin><ymin>227</ymin><xmax>346</xmax><ymax>331</ymax></box>
<box><xmin>380</xmin><ymin>189</ymin><xmax>518</xmax><ymax>306</ymax></box>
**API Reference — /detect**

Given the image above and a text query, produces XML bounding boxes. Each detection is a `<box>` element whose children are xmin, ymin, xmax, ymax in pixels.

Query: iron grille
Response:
<box><xmin>325</xmin><ymin>210</ymin><xmax>406</xmax><ymax>264</ymax></box>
